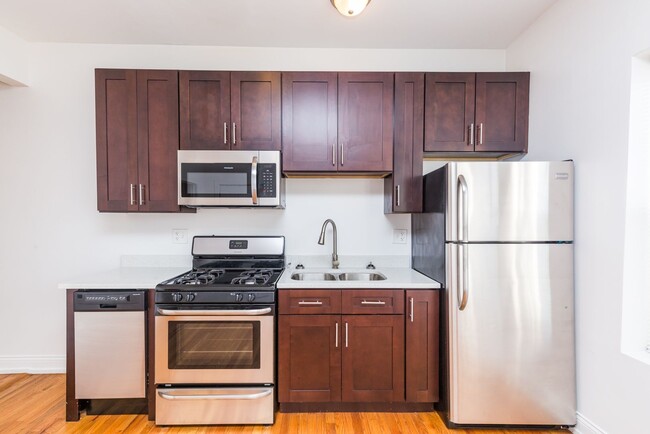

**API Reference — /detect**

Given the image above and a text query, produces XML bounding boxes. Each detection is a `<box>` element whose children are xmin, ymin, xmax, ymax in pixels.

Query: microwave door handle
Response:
<box><xmin>251</xmin><ymin>155</ymin><xmax>258</xmax><ymax>205</ymax></box>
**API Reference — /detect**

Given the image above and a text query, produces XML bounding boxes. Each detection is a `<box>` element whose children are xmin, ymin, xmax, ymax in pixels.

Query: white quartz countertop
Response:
<box><xmin>276</xmin><ymin>266</ymin><xmax>441</xmax><ymax>289</ymax></box>
<box><xmin>58</xmin><ymin>267</ymin><xmax>188</xmax><ymax>290</ymax></box>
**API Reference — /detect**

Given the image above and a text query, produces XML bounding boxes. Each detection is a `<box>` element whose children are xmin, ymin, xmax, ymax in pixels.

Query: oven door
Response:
<box><xmin>177</xmin><ymin>150</ymin><xmax>281</xmax><ymax>207</ymax></box>
<box><xmin>155</xmin><ymin>305</ymin><xmax>274</xmax><ymax>385</ymax></box>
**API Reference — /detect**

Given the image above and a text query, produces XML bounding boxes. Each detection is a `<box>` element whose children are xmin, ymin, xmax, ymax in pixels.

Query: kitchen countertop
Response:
<box><xmin>58</xmin><ymin>265</ymin><xmax>442</xmax><ymax>291</ymax></box>
<box><xmin>276</xmin><ymin>266</ymin><xmax>441</xmax><ymax>289</ymax></box>
<box><xmin>57</xmin><ymin>266</ymin><xmax>188</xmax><ymax>290</ymax></box>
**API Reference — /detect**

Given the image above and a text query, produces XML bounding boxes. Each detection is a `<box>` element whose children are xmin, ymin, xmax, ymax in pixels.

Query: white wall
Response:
<box><xmin>0</xmin><ymin>40</ymin><xmax>505</xmax><ymax>371</ymax></box>
<box><xmin>507</xmin><ymin>1</ymin><xmax>650</xmax><ymax>433</ymax></box>
<box><xmin>0</xmin><ymin>25</ymin><xmax>28</xmax><ymax>85</ymax></box>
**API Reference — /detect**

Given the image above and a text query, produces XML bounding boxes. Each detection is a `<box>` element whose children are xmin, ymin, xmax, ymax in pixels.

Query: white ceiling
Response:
<box><xmin>0</xmin><ymin>0</ymin><xmax>558</xmax><ymax>49</ymax></box>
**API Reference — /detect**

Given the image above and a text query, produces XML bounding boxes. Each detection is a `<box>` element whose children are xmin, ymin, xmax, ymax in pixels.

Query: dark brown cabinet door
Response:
<box><xmin>342</xmin><ymin>315</ymin><xmax>404</xmax><ymax>402</ymax></box>
<box><xmin>385</xmin><ymin>73</ymin><xmax>424</xmax><ymax>213</ymax></box>
<box><xmin>136</xmin><ymin>70</ymin><xmax>180</xmax><ymax>212</ymax></box>
<box><xmin>278</xmin><ymin>315</ymin><xmax>341</xmax><ymax>402</ymax></box>
<box><xmin>231</xmin><ymin>71</ymin><xmax>281</xmax><ymax>151</ymax></box>
<box><xmin>95</xmin><ymin>69</ymin><xmax>138</xmax><ymax>212</ymax></box>
<box><xmin>179</xmin><ymin>71</ymin><xmax>230</xmax><ymax>150</ymax></box>
<box><xmin>282</xmin><ymin>72</ymin><xmax>338</xmax><ymax>171</ymax></box>
<box><xmin>475</xmin><ymin>72</ymin><xmax>529</xmax><ymax>153</ymax></box>
<box><xmin>96</xmin><ymin>69</ymin><xmax>180</xmax><ymax>212</ymax></box>
<box><xmin>338</xmin><ymin>73</ymin><xmax>393</xmax><ymax>172</ymax></box>
<box><xmin>424</xmin><ymin>72</ymin><xmax>476</xmax><ymax>152</ymax></box>
<box><xmin>405</xmin><ymin>290</ymin><xmax>440</xmax><ymax>403</ymax></box>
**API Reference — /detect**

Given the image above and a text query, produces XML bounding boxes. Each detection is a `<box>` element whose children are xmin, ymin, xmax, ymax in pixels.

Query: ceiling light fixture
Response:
<box><xmin>331</xmin><ymin>0</ymin><xmax>372</xmax><ymax>17</ymax></box>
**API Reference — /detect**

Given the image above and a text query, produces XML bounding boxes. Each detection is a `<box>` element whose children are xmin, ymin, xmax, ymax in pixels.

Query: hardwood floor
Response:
<box><xmin>0</xmin><ymin>374</ymin><xmax>568</xmax><ymax>434</ymax></box>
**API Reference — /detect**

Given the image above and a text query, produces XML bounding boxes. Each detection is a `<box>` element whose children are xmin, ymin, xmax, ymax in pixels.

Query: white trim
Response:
<box><xmin>0</xmin><ymin>356</ymin><xmax>66</xmax><ymax>374</ymax></box>
<box><xmin>571</xmin><ymin>412</ymin><xmax>607</xmax><ymax>434</ymax></box>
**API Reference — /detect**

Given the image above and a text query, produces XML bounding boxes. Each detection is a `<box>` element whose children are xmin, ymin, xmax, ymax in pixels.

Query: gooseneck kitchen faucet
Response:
<box><xmin>318</xmin><ymin>219</ymin><xmax>339</xmax><ymax>269</ymax></box>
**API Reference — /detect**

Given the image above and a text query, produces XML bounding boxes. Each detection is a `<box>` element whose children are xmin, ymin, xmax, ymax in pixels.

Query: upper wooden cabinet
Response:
<box><xmin>282</xmin><ymin>72</ymin><xmax>393</xmax><ymax>173</ymax></box>
<box><xmin>385</xmin><ymin>73</ymin><xmax>424</xmax><ymax>214</ymax></box>
<box><xmin>96</xmin><ymin>69</ymin><xmax>181</xmax><ymax>212</ymax></box>
<box><xmin>424</xmin><ymin>72</ymin><xmax>529</xmax><ymax>153</ymax></box>
<box><xmin>179</xmin><ymin>71</ymin><xmax>281</xmax><ymax>151</ymax></box>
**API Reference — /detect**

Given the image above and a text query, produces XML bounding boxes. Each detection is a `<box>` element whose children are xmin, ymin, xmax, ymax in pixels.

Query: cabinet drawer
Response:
<box><xmin>342</xmin><ymin>290</ymin><xmax>404</xmax><ymax>314</ymax></box>
<box><xmin>279</xmin><ymin>290</ymin><xmax>341</xmax><ymax>314</ymax></box>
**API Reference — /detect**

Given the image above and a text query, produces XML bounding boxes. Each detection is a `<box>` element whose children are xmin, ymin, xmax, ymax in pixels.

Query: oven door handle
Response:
<box><xmin>156</xmin><ymin>307</ymin><xmax>272</xmax><ymax>316</ymax></box>
<box><xmin>158</xmin><ymin>388</ymin><xmax>273</xmax><ymax>401</ymax></box>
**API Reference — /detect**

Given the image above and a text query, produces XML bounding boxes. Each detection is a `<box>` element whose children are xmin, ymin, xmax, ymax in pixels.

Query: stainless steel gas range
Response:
<box><xmin>154</xmin><ymin>235</ymin><xmax>284</xmax><ymax>426</ymax></box>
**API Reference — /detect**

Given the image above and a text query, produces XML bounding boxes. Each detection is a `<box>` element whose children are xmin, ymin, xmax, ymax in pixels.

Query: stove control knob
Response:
<box><xmin>186</xmin><ymin>293</ymin><xmax>196</xmax><ymax>302</ymax></box>
<box><xmin>247</xmin><ymin>293</ymin><xmax>256</xmax><ymax>302</ymax></box>
<box><xmin>235</xmin><ymin>293</ymin><xmax>244</xmax><ymax>302</ymax></box>
<box><xmin>172</xmin><ymin>293</ymin><xmax>183</xmax><ymax>302</ymax></box>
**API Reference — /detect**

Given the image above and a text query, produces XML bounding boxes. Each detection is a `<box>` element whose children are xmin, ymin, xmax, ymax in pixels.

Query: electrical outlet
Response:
<box><xmin>393</xmin><ymin>229</ymin><xmax>407</xmax><ymax>244</ymax></box>
<box><xmin>172</xmin><ymin>229</ymin><xmax>188</xmax><ymax>244</ymax></box>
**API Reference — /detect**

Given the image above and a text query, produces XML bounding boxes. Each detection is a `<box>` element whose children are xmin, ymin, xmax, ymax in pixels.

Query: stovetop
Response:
<box><xmin>155</xmin><ymin>235</ymin><xmax>285</xmax><ymax>305</ymax></box>
<box><xmin>157</xmin><ymin>268</ymin><xmax>282</xmax><ymax>291</ymax></box>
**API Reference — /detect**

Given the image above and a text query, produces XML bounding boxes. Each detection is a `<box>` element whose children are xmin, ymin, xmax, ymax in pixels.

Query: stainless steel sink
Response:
<box><xmin>337</xmin><ymin>272</ymin><xmax>387</xmax><ymax>281</ymax></box>
<box><xmin>290</xmin><ymin>272</ymin><xmax>337</xmax><ymax>281</ymax></box>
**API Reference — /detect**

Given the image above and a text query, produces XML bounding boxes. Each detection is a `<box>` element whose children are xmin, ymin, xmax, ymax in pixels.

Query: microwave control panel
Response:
<box><xmin>257</xmin><ymin>164</ymin><xmax>277</xmax><ymax>198</ymax></box>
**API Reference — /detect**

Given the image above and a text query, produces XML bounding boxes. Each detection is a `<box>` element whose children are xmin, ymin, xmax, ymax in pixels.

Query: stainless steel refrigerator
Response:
<box><xmin>412</xmin><ymin>161</ymin><xmax>576</xmax><ymax>427</ymax></box>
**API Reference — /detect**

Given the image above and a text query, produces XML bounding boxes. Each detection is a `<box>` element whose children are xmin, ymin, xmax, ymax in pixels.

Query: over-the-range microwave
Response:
<box><xmin>177</xmin><ymin>150</ymin><xmax>285</xmax><ymax>208</ymax></box>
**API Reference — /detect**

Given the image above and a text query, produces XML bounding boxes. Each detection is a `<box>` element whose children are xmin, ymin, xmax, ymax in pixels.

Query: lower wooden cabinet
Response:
<box><xmin>278</xmin><ymin>288</ymin><xmax>438</xmax><ymax>408</ymax></box>
<box><xmin>406</xmin><ymin>290</ymin><xmax>440</xmax><ymax>402</ymax></box>
<box><xmin>342</xmin><ymin>315</ymin><xmax>404</xmax><ymax>402</ymax></box>
<box><xmin>278</xmin><ymin>315</ymin><xmax>341</xmax><ymax>402</ymax></box>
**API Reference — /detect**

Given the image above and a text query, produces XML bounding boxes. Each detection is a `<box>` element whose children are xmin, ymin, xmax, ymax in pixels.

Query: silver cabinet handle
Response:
<box><xmin>477</xmin><ymin>123</ymin><xmax>483</xmax><ymax>146</ymax></box>
<box><xmin>138</xmin><ymin>184</ymin><xmax>145</xmax><ymax>206</ymax></box>
<box><xmin>340</xmin><ymin>143</ymin><xmax>344</xmax><ymax>166</ymax></box>
<box><xmin>158</xmin><ymin>388</ymin><xmax>272</xmax><ymax>401</ymax></box>
<box><xmin>298</xmin><ymin>300</ymin><xmax>323</xmax><ymax>305</ymax></box>
<box><xmin>157</xmin><ymin>307</ymin><xmax>271</xmax><ymax>316</ymax></box>
<box><xmin>469</xmin><ymin>123</ymin><xmax>475</xmax><ymax>146</ymax></box>
<box><xmin>251</xmin><ymin>155</ymin><xmax>258</xmax><ymax>205</ymax></box>
<box><xmin>409</xmin><ymin>297</ymin><xmax>414</xmax><ymax>322</ymax></box>
<box><xmin>395</xmin><ymin>185</ymin><xmax>401</xmax><ymax>207</ymax></box>
<box><xmin>129</xmin><ymin>184</ymin><xmax>136</xmax><ymax>205</ymax></box>
<box><xmin>232</xmin><ymin>122</ymin><xmax>236</xmax><ymax>146</ymax></box>
<box><xmin>361</xmin><ymin>300</ymin><xmax>386</xmax><ymax>305</ymax></box>
<box><xmin>332</xmin><ymin>144</ymin><xmax>336</xmax><ymax>166</ymax></box>
<box><xmin>335</xmin><ymin>322</ymin><xmax>339</xmax><ymax>348</ymax></box>
<box><xmin>345</xmin><ymin>322</ymin><xmax>349</xmax><ymax>348</ymax></box>
<box><xmin>223</xmin><ymin>122</ymin><xmax>228</xmax><ymax>145</ymax></box>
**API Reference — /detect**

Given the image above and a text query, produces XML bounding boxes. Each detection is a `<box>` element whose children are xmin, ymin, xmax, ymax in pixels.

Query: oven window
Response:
<box><xmin>168</xmin><ymin>321</ymin><xmax>260</xmax><ymax>369</ymax></box>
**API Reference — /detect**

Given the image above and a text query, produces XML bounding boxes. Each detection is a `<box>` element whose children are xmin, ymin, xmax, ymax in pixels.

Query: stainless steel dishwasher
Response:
<box><xmin>74</xmin><ymin>291</ymin><xmax>146</xmax><ymax>399</ymax></box>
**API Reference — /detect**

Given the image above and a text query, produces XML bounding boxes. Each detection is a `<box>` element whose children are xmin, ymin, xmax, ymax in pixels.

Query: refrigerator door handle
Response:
<box><xmin>457</xmin><ymin>174</ymin><xmax>468</xmax><ymax>242</ymax></box>
<box><xmin>457</xmin><ymin>174</ymin><xmax>469</xmax><ymax>310</ymax></box>
<box><xmin>458</xmin><ymin>244</ymin><xmax>469</xmax><ymax>310</ymax></box>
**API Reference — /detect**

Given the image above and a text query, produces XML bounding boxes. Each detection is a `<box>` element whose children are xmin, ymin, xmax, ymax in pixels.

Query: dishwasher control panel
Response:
<box><xmin>74</xmin><ymin>291</ymin><xmax>145</xmax><ymax>311</ymax></box>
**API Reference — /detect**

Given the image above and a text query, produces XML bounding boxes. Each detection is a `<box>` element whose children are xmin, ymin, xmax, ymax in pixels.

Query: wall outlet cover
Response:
<box><xmin>393</xmin><ymin>229</ymin><xmax>407</xmax><ymax>244</ymax></box>
<box><xmin>172</xmin><ymin>229</ymin><xmax>188</xmax><ymax>244</ymax></box>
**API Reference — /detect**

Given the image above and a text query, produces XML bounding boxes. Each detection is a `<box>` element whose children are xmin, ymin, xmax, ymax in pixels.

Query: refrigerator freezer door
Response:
<box><xmin>446</xmin><ymin>161</ymin><xmax>574</xmax><ymax>242</ymax></box>
<box><xmin>447</xmin><ymin>242</ymin><xmax>576</xmax><ymax>425</ymax></box>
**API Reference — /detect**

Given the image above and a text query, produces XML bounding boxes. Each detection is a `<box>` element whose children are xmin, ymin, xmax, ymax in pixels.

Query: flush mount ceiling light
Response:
<box><xmin>331</xmin><ymin>0</ymin><xmax>372</xmax><ymax>17</ymax></box>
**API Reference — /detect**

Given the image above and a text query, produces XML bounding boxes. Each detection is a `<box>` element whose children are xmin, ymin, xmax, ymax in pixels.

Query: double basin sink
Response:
<box><xmin>291</xmin><ymin>271</ymin><xmax>387</xmax><ymax>281</ymax></box>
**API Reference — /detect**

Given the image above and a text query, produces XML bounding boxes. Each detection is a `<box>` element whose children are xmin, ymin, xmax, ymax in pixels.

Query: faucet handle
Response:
<box><xmin>295</xmin><ymin>263</ymin><xmax>305</xmax><ymax>269</ymax></box>
<box><xmin>366</xmin><ymin>262</ymin><xmax>376</xmax><ymax>270</ymax></box>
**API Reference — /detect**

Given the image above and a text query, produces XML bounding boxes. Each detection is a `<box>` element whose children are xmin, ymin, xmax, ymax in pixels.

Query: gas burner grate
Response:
<box><xmin>172</xmin><ymin>269</ymin><xmax>225</xmax><ymax>285</ymax></box>
<box><xmin>230</xmin><ymin>269</ymin><xmax>274</xmax><ymax>286</ymax></box>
